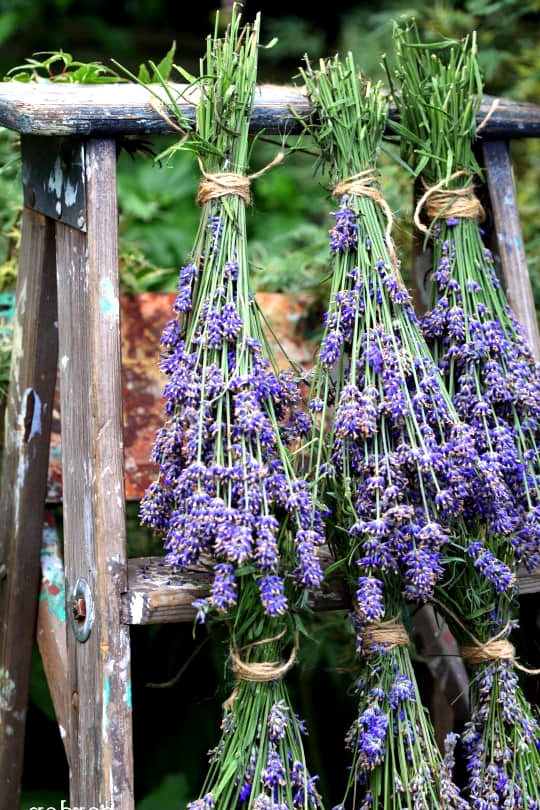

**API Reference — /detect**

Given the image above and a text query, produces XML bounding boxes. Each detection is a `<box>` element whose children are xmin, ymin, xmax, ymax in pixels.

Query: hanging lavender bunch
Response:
<box><xmin>299</xmin><ymin>52</ymin><xmax>471</xmax><ymax>810</ymax></box>
<box><xmin>139</xmin><ymin>8</ymin><xmax>325</xmax><ymax>620</ymax></box>
<box><xmin>188</xmin><ymin>578</ymin><xmax>324</xmax><ymax>810</ymax></box>
<box><xmin>388</xmin><ymin>20</ymin><xmax>540</xmax><ymax>809</ymax></box>
<box><xmin>138</xmin><ymin>9</ymin><xmax>326</xmax><ymax>810</ymax></box>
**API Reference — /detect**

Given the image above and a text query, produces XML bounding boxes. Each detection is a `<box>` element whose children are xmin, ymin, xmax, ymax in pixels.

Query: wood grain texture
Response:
<box><xmin>0</xmin><ymin>81</ymin><xmax>538</xmax><ymax>138</ymax></box>
<box><xmin>0</xmin><ymin>208</ymin><xmax>58</xmax><ymax>810</ymax></box>
<box><xmin>483</xmin><ymin>140</ymin><xmax>540</xmax><ymax>358</ymax></box>
<box><xmin>516</xmin><ymin>569</ymin><xmax>540</xmax><ymax>595</ymax></box>
<box><xmin>483</xmin><ymin>141</ymin><xmax>540</xmax><ymax>592</ymax></box>
<box><xmin>56</xmin><ymin>138</ymin><xmax>134</xmax><ymax>810</ymax></box>
<box><xmin>123</xmin><ymin>555</ymin><xmax>348</xmax><ymax>625</ymax></box>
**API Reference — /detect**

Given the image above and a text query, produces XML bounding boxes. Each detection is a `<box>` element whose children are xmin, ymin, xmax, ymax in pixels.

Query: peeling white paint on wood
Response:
<box><xmin>47</xmin><ymin>155</ymin><xmax>63</xmax><ymax>198</ymax></box>
<box><xmin>64</xmin><ymin>177</ymin><xmax>79</xmax><ymax>208</ymax></box>
<box><xmin>0</xmin><ymin>667</ymin><xmax>15</xmax><ymax>711</ymax></box>
<box><xmin>128</xmin><ymin>592</ymin><xmax>145</xmax><ymax>626</ymax></box>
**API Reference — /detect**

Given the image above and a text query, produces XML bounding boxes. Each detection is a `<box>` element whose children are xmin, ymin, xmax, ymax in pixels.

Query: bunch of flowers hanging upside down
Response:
<box><xmin>138</xmin><ymin>8</ymin><xmax>327</xmax><ymax>810</ymax></box>
<box><xmin>299</xmin><ymin>51</ymin><xmax>472</xmax><ymax>810</ymax></box>
<box><xmin>139</xmin><ymin>84</ymin><xmax>325</xmax><ymax>620</ymax></box>
<box><xmin>389</xmin><ymin>19</ymin><xmax>540</xmax><ymax>810</ymax></box>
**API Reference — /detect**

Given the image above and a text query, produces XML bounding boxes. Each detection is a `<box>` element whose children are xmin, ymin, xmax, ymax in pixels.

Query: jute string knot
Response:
<box><xmin>332</xmin><ymin>168</ymin><xmax>399</xmax><ymax>272</ymax></box>
<box><xmin>223</xmin><ymin>631</ymin><xmax>298</xmax><ymax>712</ymax></box>
<box><xmin>431</xmin><ymin>597</ymin><xmax>540</xmax><ymax>675</ymax></box>
<box><xmin>196</xmin><ymin>152</ymin><xmax>284</xmax><ymax>207</ymax></box>
<box><xmin>412</xmin><ymin>97</ymin><xmax>501</xmax><ymax>234</ymax></box>
<box><xmin>149</xmin><ymin>93</ymin><xmax>285</xmax><ymax>207</ymax></box>
<box><xmin>358</xmin><ymin>616</ymin><xmax>410</xmax><ymax>653</ymax></box>
<box><xmin>197</xmin><ymin>171</ymin><xmax>252</xmax><ymax>205</ymax></box>
<box><xmin>461</xmin><ymin>637</ymin><xmax>516</xmax><ymax>665</ymax></box>
<box><xmin>332</xmin><ymin>168</ymin><xmax>385</xmax><ymax>206</ymax></box>
<box><xmin>414</xmin><ymin>170</ymin><xmax>486</xmax><ymax>234</ymax></box>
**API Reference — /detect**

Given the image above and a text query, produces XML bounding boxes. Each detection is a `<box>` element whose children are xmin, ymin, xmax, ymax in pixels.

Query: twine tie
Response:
<box><xmin>332</xmin><ymin>168</ymin><xmax>399</xmax><ymax>272</ymax></box>
<box><xmin>196</xmin><ymin>152</ymin><xmax>284</xmax><ymax>207</ymax></box>
<box><xmin>357</xmin><ymin>616</ymin><xmax>410</xmax><ymax>653</ymax></box>
<box><xmin>414</xmin><ymin>170</ymin><xmax>485</xmax><ymax>233</ymax></box>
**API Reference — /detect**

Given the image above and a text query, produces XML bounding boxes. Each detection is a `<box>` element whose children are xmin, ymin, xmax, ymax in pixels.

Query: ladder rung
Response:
<box><xmin>122</xmin><ymin>555</ymin><xmax>348</xmax><ymax>625</ymax></box>
<box><xmin>0</xmin><ymin>81</ymin><xmax>538</xmax><ymax>139</ymax></box>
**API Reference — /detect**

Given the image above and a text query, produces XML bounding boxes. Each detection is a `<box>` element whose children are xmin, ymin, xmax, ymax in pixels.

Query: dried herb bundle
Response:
<box><xmin>389</xmin><ymin>20</ymin><xmax>540</xmax><ymax>809</ymax></box>
<box><xmin>300</xmin><ymin>52</ymin><xmax>470</xmax><ymax>810</ymax></box>
<box><xmin>139</xmin><ymin>8</ymin><xmax>326</xmax><ymax>810</ymax></box>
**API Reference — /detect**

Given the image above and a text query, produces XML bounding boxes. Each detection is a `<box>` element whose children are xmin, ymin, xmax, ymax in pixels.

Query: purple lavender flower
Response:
<box><xmin>320</xmin><ymin>330</ymin><xmax>344</xmax><ymax>368</ymax></box>
<box><xmin>401</xmin><ymin>546</ymin><xmax>443</xmax><ymax>601</ymax></box>
<box><xmin>268</xmin><ymin>700</ymin><xmax>289</xmax><ymax>742</ymax></box>
<box><xmin>221</xmin><ymin>301</ymin><xmax>243</xmax><ymax>341</ymax></box>
<box><xmin>391</xmin><ymin>25</ymin><xmax>540</xmax><ymax>810</ymax></box>
<box><xmin>347</xmin><ymin>705</ymin><xmax>388</xmax><ymax>770</ymax></box>
<box><xmin>261</xmin><ymin>747</ymin><xmax>286</xmax><ymax>790</ymax></box>
<box><xmin>290</xmin><ymin>760</ymin><xmax>321</xmax><ymax>809</ymax></box>
<box><xmin>210</xmin><ymin>562</ymin><xmax>237</xmax><ymax>613</ymax></box>
<box><xmin>140</xmin><ymin>207</ymin><xmax>326</xmax><ymax>618</ymax></box>
<box><xmin>461</xmin><ymin>659</ymin><xmax>540</xmax><ymax>809</ymax></box>
<box><xmin>187</xmin><ymin>794</ymin><xmax>215</xmax><ymax>810</ymax></box>
<box><xmin>293</xmin><ymin>529</ymin><xmax>325</xmax><ymax>588</ymax></box>
<box><xmin>154</xmin><ymin>16</ymin><xmax>327</xmax><ymax>810</ymax></box>
<box><xmin>354</xmin><ymin>576</ymin><xmax>385</xmax><ymax>625</ymax></box>
<box><xmin>302</xmin><ymin>47</ymin><xmax>471</xmax><ymax>810</ymax></box>
<box><xmin>329</xmin><ymin>199</ymin><xmax>358</xmax><ymax>253</ymax></box>
<box><xmin>466</xmin><ymin>541</ymin><xmax>516</xmax><ymax>595</ymax></box>
<box><xmin>258</xmin><ymin>574</ymin><xmax>288</xmax><ymax>616</ymax></box>
<box><xmin>387</xmin><ymin>674</ymin><xmax>415</xmax><ymax>708</ymax></box>
<box><xmin>420</xmin><ymin>221</ymin><xmax>540</xmax><ymax>570</ymax></box>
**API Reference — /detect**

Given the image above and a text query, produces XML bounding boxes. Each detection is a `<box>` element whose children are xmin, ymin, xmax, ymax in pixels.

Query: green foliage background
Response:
<box><xmin>0</xmin><ymin>1</ymin><xmax>538</xmax><ymax>807</ymax></box>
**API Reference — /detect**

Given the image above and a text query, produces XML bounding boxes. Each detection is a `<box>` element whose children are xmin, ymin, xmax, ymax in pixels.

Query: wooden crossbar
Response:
<box><xmin>0</xmin><ymin>82</ymin><xmax>539</xmax><ymax>137</ymax></box>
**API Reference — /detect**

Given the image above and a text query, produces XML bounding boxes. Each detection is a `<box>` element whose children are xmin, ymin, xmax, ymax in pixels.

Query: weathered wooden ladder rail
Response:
<box><xmin>0</xmin><ymin>81</ymin><xmax>540</xmax><ymax>810</ymax></box>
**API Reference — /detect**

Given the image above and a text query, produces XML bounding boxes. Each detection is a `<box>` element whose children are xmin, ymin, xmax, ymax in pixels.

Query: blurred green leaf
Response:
<box><xmin>5</xmin><ymin>50</ymin><xmax>121</xmax><ymax>83</ymax></box>
<box><xmin>137</xmin><ymin>772</ymin><xmax>192</xmax><ymax>810</ymax></box>
<box><xmin>29</xmin><ymin>644</ymin><xmax>56</xmax><ymax>722</ymax></box>
<box><xmin>0</xmin><ymin>12</ymin><xmax>21</xmax><ymax>47</ymax></box>
<box><xmin>20</xmin><ymin>789</ymin><xmax>67</xmax><ymax>810</ymax></box>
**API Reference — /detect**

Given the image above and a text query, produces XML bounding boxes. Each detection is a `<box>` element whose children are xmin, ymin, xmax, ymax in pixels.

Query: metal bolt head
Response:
<box><xmin>72</xmin><ymin>596</ymin><xmax>87</xmax><ymax>621</ymax></box>
<box><xmin>70</xmin><ymin>578</ymin><xmax>93</xmax><ymax>642</ymax></box>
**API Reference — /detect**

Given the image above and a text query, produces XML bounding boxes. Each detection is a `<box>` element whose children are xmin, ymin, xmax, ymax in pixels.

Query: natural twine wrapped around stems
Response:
<box><xmin>223</xmin><ymin>631</ymin><xmax>299</xmax><ymax>712</ymax></box>
<box><xmin>230</xmin><ymin>631</ymin><xmax>298</xmax><ymax>682</ymax></box>
<box><xmin>411</xmin><ymin>98</ymin><xmax>501</xmax><ymax>233</ymax></box>
<box><xmin>414</xmin><ymin>169</ymin><xmax>485</xmax><ymax>233</ymax></box>
<box><xmin>431</xmin><ymin>597</ymin><xmax>540</xmax><ymax>674</ymax></box>
<box><xmin>332</xmin><ymin>167</ymin><xmax>399</xmax><ymax>271</ymax></box>
<box><xmin>196</xmin><ymin>152</ymin><xmax>284</xmax><ymax>206</ymax></box>
<box><xmin>356</xmin><ymin>616</ymin><xmax>410</xmax><ymax>653</ymax></box>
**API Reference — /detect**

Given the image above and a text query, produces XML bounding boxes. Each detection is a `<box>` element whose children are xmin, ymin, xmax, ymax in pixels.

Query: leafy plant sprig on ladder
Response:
<box><xmin>138</xmin><ymin>8</ymin><xmax>326</xmax><ymax>810</ymax></box>
<box><xmin>298</xmin><ymin>51</ymin><xmax>471</xmax><ymax>810</ymax></box>
<box><xmin>388</xmin><ymin>20</ymin><xmax>540</xmax><ymax>809</ymax></box>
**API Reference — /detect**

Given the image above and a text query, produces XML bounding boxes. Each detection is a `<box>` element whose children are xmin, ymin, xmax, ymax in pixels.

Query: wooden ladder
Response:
<box><xmin>0</xmin><ymin>81</ymin><xmax>539</xmax><ymax>810</ymax></box>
